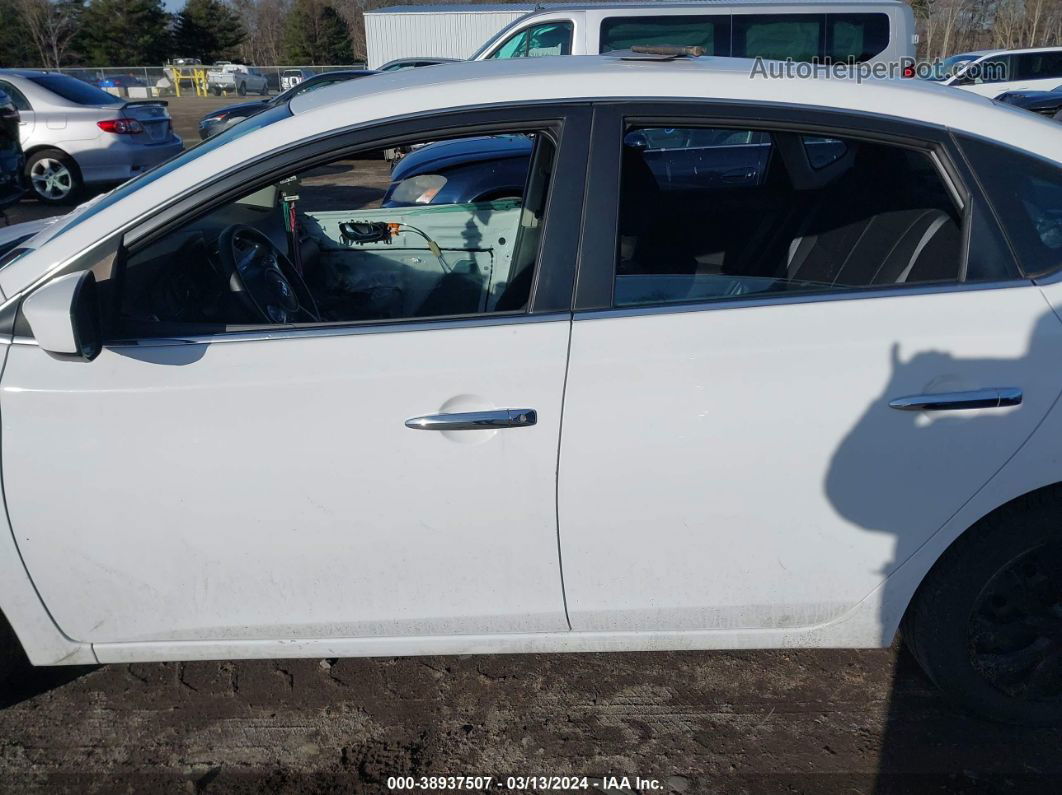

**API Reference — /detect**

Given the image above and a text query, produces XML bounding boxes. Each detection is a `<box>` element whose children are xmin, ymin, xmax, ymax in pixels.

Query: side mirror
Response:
<box><xmin>22</xmin><ymin>270</ymin><xmax>102</xmax><ymax>361</ymax></box>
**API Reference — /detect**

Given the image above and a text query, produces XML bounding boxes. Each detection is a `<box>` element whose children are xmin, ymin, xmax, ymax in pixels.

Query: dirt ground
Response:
<box><xmin>2</xmin><ymin>644</ymin><xmax>1062</xmax><ymax>792</ymax></box>
<box><xmin>3</xmin><ymin>96</ymin><xmax>1062</xmax><ymax>794</ymax></box>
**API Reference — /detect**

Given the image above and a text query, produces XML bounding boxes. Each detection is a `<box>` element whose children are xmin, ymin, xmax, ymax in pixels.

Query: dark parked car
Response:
<box><xmin>198</xmin><ymin>70</ymin><xmax>376</xmax><ymax>139</ymax></box>
<box><xmin>382</xmin><ymin>134</ymin><xmax>532</xmax><ymax>206</ymax></box>
<box><xmin>0</xmin><ymin>86</ymin><xmax>25</xmax><ymax>212</ymax></box>
<box><xmin>996</xmin><ymin>85</ymin><xmax>1062</xmax><ymax>120</ymax></box>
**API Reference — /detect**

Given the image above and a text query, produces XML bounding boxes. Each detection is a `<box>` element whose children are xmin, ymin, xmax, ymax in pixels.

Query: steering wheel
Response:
<box><xmin>217</xmin><ymin>225</ymin><xmax>320</xmax><ymax>324</ymax></box>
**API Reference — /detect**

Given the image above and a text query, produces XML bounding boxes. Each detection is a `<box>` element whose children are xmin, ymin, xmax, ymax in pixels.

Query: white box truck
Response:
<box><xmin>364</xmin><ymin>4</ymin><xmax>535</xmax><ymax>69</ymax></box>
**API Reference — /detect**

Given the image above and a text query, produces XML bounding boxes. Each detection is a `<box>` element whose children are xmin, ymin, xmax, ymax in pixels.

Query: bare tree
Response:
<box><xmin>14</xmin><ymin>0</ymin><xmax>81</xmax><ymax>69</ymax></box>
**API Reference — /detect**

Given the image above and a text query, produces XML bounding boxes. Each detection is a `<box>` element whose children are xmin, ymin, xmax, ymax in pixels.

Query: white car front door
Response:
<box><xmin>1</xmin><ymin>110</ymin><xmax>589</xmax><ymax>646</ymax></box>
<box><xmin>557</xmin><ymin>107</ymin><xmax>1062</xmax><ymax>637</ymax></box>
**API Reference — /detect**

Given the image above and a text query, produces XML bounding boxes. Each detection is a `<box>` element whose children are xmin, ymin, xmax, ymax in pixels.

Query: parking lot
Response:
<box><xmin>1</xmin><ymin>95</ymin><xmax>1060</xmax><ymax>793</ymax></box>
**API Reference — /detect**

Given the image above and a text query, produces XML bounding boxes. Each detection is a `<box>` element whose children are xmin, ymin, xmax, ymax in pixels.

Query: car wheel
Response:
<box><xmin>237</xmin><ymin>81</ymin><xmax>247</xmax><ymax>96</ymax></box>
<box><xmin>25</xmin><ymin>149</ymin><xmax>81</xmax><ymax>205</ymax></box>
<box><xmin>259</xmin><ymin>84</ymin><xmax>269</xmax><ymax>96</ymax></box>
<box><xmin>212</xmin><ymin>86</ymin><xmax>222</xmax><ymax>96</ymax></box>
<box><xmin>903</xmin><ymin>489</ymin><xmax>1062</xmax><ymax>726</ymax></box>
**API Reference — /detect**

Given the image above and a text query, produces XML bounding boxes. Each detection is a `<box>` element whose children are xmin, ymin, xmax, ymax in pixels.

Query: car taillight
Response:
<box><xmin>97</xmin><ymin>118</ymin><xmax>144</xmax><ymax>134</ymax></box>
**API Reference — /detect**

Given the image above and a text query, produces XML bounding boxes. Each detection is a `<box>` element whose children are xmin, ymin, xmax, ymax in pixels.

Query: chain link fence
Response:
<box><xmin>16</xmin><ymin>64</ymin><xmax>368</xmax><ymax>96</ymax></box>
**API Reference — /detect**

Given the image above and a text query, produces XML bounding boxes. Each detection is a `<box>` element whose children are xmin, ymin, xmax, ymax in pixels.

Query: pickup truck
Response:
<box><xmin>207</xmin><ymin>63</ymin><xmax>269</xmax><ymax>96</ymax></box>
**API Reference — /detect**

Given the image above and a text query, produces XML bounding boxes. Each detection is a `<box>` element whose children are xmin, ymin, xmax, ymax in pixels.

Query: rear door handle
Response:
<box><xmin>405</xmin><ymin>408</ymin><xmax>537</xmax><ymax>431</ymax></box>
<box><xmin>888</xmin><ymin>387</ymin><xmax>1022</xmax><ymax>412</ymax></box>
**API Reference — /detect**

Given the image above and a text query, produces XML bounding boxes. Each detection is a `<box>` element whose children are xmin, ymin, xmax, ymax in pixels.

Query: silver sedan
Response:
<box><xmin>0</xmin><ymin>70</ymin><xmax>183</xmax><ymax>204</ymax></box>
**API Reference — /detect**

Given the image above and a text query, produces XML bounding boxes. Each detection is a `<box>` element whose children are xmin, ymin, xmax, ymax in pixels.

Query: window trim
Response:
<box><xmin>573</xmin><ymin>100</ymin><xmax>1022</xmax><ymax>314</ymax></box>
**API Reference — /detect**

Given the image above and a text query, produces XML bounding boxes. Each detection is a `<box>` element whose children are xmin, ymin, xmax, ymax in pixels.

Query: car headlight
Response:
<box><xmin>390</xmin><ymin>173</ymin><xmax>447</xmax><ymax>205</ymax></box>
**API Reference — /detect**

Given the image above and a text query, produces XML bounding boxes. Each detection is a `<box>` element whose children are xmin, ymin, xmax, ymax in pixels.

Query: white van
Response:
<box><xmin>930</xmin><ymin>47</ymin><xmax>1062</xmax><ymax>98</ymax></box>
<box><xmin>471</xmin><ymin>1</ymin><xmax>916</xmax><ymax>66</ymax></box>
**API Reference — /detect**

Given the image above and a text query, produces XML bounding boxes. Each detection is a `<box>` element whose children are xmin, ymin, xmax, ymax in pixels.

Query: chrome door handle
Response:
<box><xmin>888</xmin><ymin>387</ymin><xmax>1022</xmax><ymax>412</ymax></box>
<box><xmin>405</xmin><ymin>408</ymin><xmax>537</xmax><ymax>431</ymax></box>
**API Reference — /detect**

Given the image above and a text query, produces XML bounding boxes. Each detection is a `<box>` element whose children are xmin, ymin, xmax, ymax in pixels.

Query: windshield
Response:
<box><xmin>40</xmin><ymin>103</ymin><xmax>294</xmax><ymax>241</ymax></box>
<box><xmin>923</xmin><ymin>54</ymin><xmax>979</xmax><ymax>81</ymax></box>
<box><xmin>29</xmin><ymin>74</ymin><xmax>120</xmax><ymax>105</ymax></box>
<box><xmin>470</xmin><ymin>18</ymin><xmax>525</xmax><ymax>59</ymax></box>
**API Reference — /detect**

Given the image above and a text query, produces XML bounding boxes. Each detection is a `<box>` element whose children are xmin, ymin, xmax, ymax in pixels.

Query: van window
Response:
<box><xmin>827</xmin><ymin>13</ymin><xmax>890</xmax><ymax>62</ymax></box>
<box><xmin>488</xmin><ymin>21</ymin><xmax>574</xmax><ymax>58</ymax></box>
<box><xmin>733</xmin><ymin>14</ymin><xmax>824</xmax><ymax>62</ymax></box>
<box><xmin>600</xmin><ymin>15</ymin><xmax>730</xmax><ymax>55</ymax></box>
<box><xmin>1015</xmin><ymin>50</ymin><xmax>1062</xmax><ymax>81</ymax></box>
<box><xmin>731</xmin><ymin>13</ymin><xmax>890</xmax><ymax>63</ymax></box>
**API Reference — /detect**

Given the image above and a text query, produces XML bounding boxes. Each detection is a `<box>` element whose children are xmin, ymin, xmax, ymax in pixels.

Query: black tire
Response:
<box><xmin>212</xmin><ymin>85</ymin><xmax>222</xmax><ymax>96</ymax></box>
<box><xmin>237</xmin><ymin>81</ymin><xmax>247</xmax><ymax>96</ymax></box>
<box><xmin>25</xmin><ymin>148</ymin><xmax>81</xmax><ymax>205</ymax></box>
<box><xmin>259</xmin><ymin>84</ymin><xmax>269</xmax><ymax>96</ymax></box>
<box><xmin>0</xmin><ymin>611</ymin><xmax>27</xmax><ymax>685</ymax></box>
<box><xmin>903</xmin><ymin>489</ymin><xmax>1062</xmax><ymax>726</ymax></box>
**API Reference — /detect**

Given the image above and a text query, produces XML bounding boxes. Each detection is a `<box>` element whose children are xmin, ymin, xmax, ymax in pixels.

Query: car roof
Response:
<box><xmin>371</xmin><ymin>0</ymin><xmax>902</xmax><ymax>11</ymax></box>
<box><xmin>290</xmin><ymin>55</ymin><xmax>1062</xmax><ymax>161</ymax></box>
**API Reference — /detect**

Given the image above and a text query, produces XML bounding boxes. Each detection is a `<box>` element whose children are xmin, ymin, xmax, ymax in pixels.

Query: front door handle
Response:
<box><xmin>405</xmin><ymin>408</ymin><xmax>537</xmax><ymax>431</ymax></box>
<box><xmin>888</xmin><ymin>387</ymin><xmax>1022</xmax><ymax>412</ymax></box>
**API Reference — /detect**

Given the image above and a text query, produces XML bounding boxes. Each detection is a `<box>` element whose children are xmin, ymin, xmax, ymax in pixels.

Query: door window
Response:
<box><xmin>600</xmin><ymin>15</ymin><xmax>729</xmax><ymax>55</ymax></box>
<box><xmin>612</xmin><ymin>125</ymin><xmax>1012</xmax><ymax>308</ymax></box>
<box><xmin>116</xmin><ymin>129</ymin><xmax>556</xmax><ymax>337</ymax></box>
<box><xmin>487</xmin><ymin>22</ymin><xmax>573</xmax><ymax>58</ymax></box>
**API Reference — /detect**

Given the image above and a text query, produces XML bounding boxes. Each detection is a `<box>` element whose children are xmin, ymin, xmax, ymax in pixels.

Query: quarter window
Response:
<box><xmin>960</xmin><ymin>136</ymin><xmax>1062</xmax><ymax>278</ymax></box>
<box><xmin>613</xmin><ymin>126</ymin><xmax>993</xmax><ymax>308</ymax></box>
<box><xmin>488</xmin><ymin>22</ymin><xmax>573</xmax><ymax>59</ymax></box>
<box><xmin>116</xmin><ymin>130</ymin><xmax>556</xmax><ymax>336</ymax></box>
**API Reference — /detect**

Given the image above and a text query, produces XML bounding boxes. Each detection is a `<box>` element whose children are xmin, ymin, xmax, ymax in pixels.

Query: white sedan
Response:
<box><xmin>0</xmin><ymin>56</ymin><xmax>1060</xmax><ymax>726</ymax></box>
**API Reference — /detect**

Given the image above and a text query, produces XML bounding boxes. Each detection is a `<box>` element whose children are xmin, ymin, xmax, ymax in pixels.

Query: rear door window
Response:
<box><xmin>0</xmin><ymin>81</ymin><xmax>31</xmax><ymax>112</ymax></box>
<box><xmin>612</xmin><ymin>125</ymin><xmax>1003</xmax><ymax>308</ymax></box>
<box><xmin>600</xmin><ymin>15</ymin><xmax>730</xmax><ymax>55</ymax></box>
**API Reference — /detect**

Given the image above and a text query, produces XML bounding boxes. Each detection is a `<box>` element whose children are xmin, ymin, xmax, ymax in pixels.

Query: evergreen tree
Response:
<box><xmin>174</xmin><ymin>0</ymin><xmax>246</xmax><ymax>62</ymax></box>
<box><xmin>284</xmin><ymin>0</ymin><xmax>351</xmax><ymax>64</ymax></box>
<box><xmin>79</xmin><ymin>0</ymin><xmax>171</xmax><ymax>66</ymax></box>
<box><xmin>0</xmin><ymin>0</ymin><xmax>43</xmax><ymax>66</ymax></box>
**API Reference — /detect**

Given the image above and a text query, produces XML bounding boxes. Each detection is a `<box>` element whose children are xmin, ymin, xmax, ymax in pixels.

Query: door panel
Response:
<box><xmin>559</xmin><ymin>286</ymin><xmax>1062</xmax><ymax>632</ymax></box>
<box><xmin>3</xmin><ymin>319</ymin><xmax>571</xmax><ymax>643</ymax></box>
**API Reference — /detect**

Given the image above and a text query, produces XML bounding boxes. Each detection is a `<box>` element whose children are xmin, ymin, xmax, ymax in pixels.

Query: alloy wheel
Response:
<box><xmin>29</xmin><ymin>157</ymin><xmax>74</xmax><ymax>201</ymax></box>
<box><xmin>969</xmin><ymin>541</ymin><xmax>1062</xmax><ymax>702</ymax></box>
